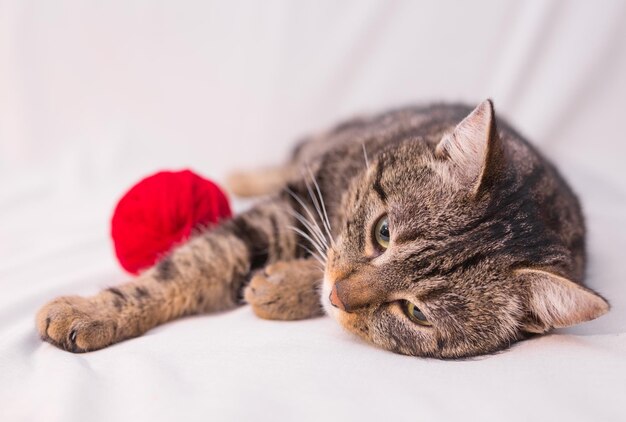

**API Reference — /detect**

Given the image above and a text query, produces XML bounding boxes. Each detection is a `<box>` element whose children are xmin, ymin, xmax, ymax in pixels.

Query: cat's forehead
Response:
<box><xmin>365</xmin><ymin>145</ymin><xmax>460</xmax><ymax>201</ymax></box>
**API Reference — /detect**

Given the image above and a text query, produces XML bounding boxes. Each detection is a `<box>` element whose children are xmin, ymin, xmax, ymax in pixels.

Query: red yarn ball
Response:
<box><xmin>111</xmin><ymin>169</ymin><xmax>232</xmax><ymax>274</ymax></box>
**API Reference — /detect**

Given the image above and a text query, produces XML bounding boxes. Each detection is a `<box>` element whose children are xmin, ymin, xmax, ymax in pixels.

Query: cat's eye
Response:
<box><xmin>403</xmin><ymin>300</ymin><xmax>432</xmax><ymax>326</ymax></box>
<box><xmin>374</xmin><ymin>215</ymin><xmax>390</xmax><ymax>249</ymax></box>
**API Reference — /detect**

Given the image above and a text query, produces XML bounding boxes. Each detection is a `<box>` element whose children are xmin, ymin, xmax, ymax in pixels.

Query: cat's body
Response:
<box><xmin>37</xmin><ymin>100</ymin><xmax>609</xmax><ymax>358</ymax></box>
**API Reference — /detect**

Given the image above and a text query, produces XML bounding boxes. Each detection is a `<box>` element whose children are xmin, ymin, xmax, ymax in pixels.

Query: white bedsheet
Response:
<box><xmin>1</xmin><ymin>1</ymin><xmax>626</xmax><ymax>421</ymax></box>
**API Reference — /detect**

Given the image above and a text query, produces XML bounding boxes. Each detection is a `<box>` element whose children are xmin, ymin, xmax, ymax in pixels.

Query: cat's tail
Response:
<box><xmin>226</xmin><ymin>166</ymin><xmax>290</xmax><ymax>198</ymax></box>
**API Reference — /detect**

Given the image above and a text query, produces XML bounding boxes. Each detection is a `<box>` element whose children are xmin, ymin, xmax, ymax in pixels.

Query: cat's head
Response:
<box><xmin>322</xmin><ymin>100</ymin><xmax>609</xmax><ymax>358</ymax></box>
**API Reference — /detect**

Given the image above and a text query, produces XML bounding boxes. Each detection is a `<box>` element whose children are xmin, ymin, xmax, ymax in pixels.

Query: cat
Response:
<box><xmin>36</xmin><ymin>99</ymin><xmax>609</xmax><ymax>359</ymax></box>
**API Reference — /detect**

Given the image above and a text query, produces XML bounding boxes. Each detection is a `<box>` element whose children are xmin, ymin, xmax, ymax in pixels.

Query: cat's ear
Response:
<box><xmin>435</xmin><ymin>99</ymin><xmax>504</xmax><ymax>197</ymax></box>
<box><xmin>516</xmin><ymin>268</ymin><xmax>609</xmax><ymax>333</ymax></box>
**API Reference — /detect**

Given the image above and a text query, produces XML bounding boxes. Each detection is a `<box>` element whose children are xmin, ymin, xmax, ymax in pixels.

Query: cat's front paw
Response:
<box><xmin>244</xmin><ymin>260</ymin><xmax>324</xmax><ymax>321</ymax></box>
<box><xmin>36</xmin><ymin>296</ymin><xmax>117</xmax><ymax>353</ymax></box>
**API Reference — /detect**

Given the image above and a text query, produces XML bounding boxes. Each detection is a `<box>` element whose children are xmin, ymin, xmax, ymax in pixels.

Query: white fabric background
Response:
<box><xmin>1</xmin><ymin>1</ymin><xmax>625</xmax><ymax>421</ymax></box>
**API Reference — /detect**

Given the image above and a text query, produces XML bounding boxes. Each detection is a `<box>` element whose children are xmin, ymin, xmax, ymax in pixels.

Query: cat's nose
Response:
<box><xmin>329</xmin><ymin>277</ymin><xmax>383</xmax><ymax>312</ymax></box>
<box><xmin>329</xmin><ymin>285</ymin><xmax>346</xmax><ymax>311</ymax></box>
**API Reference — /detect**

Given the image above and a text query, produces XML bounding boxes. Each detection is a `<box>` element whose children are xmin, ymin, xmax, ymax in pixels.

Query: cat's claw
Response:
<box><xmin>36</xmin><ymin>296</ymin><xmax>117</xmax><ymax>353</ymax></box>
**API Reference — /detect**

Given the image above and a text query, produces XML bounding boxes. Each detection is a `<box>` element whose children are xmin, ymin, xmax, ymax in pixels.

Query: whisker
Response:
<box><xmin>297</xmin><ymin>243</ymin><xmax>326</xmax><ymax>267</ymax></box>
<box><xmin>283</xmin><ymin>175</ymin><xmax>334</xmax><ymax>266</ymax></box>
<box><xmin>284</xmin><ymin>187</ymin><xmax>327</xmax><ymax>245</ymax></box>
<box><xmin>288</xmin><ymin>226</ymin><xmax>327</xmax><ymax>263</ymax></box>
<box><xmin>310</xmin><ymin>171</ymin><xmax>336</xmax><ymax>248</ymax></box>
<box><xmin>362</xmin><ymin>142</ymin><xmax>370</xmax><ymax>169</ymax></box>
<box><xmin>301</xmin><ymin>168</ymin><xmax>326</xmax><ymax>235</ymax></box>
<box><xmin>300</xmin><ymin>171</ymin><xmax>333</xmax><ymax>252</ymax></box>
<box><xmin>284</xmin><ymin>187</ymin><xmax>330</xmax><ymax>257</ymax></box>
<box><xmin>305</xmin><ymin>166</ymin><xmax>335</xmax><ymax>248</ymax></box>
<box><xmin>286</xmin><ymin>208</ymin><xmax>328</xmax><ymax>249</ymax></box>
<box><xmin>289</xmin><ymin>225</ymin><xmax>325</xmax><ymax>255</ymax></box>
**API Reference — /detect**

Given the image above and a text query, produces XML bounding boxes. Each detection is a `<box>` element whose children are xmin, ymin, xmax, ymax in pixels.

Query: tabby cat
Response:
<box><xmin>36</xmin><ymin>100</ymin><xmax>609</xmax><ymax>358</ymax></box>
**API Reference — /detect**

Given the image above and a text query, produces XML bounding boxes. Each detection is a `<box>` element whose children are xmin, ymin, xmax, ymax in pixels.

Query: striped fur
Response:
<box><xmin>36</xmin><ymin>100</ymin><xmax>608</xmax><ymax>358</ymax></box>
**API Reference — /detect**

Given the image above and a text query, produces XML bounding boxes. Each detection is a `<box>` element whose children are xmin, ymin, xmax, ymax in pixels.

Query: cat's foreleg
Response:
<box><xmin>36</xmin><ymin>199</ymin><xmax>299</xmax><ymax>352</ymax></box>
<box><xmin>245</xmin><ymin>258</ymin><xmax>325</xmax><ymax>320</ymax></box>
